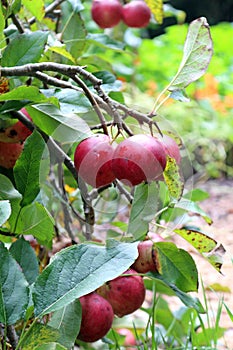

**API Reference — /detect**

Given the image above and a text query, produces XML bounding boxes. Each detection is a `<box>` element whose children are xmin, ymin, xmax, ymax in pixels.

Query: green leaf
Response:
<box><xmin>153</xmin><ymin>242</ymin><xmax>198</xmax><ymax>292</ymax></box>
<box><xmin>0</xmin><ymin>86</ymin><xmax>54</xmax><ymax>104</ymax></box>
<box><xmin>33</xmin><ymin>241</ymin><xmax>138</xmax><ymax>317</ymax></box>
<box><xmin>163</xmin><ymin>156</ymin><xmax>184</xmax><ymax>200</ymax></box>
<box><xmin>2</xmin><ymin>31</ymin><xmax>49</xmax><ymax>67</ymax></box>
<box><xmin>14</xmin><ymin>131</ymin><xmax>47</xmax><ymax>207</ymax></box>
<box><xmin>183</xmin><ymin>188</ymin><xmax>209</xmax><ymax>202</ymax></box>
<box><xmin>169</xmin><ymin>17</ymin><xmax>213</xmax><ymax>91</ymax></box>
<box><xmin>15</xmin><ymin>202</ymin><xmax>55</xmax><ymax>247</ymax></box>
<box><xmin>170</xmin><ymin>89</ymin><xmax>190</xmax><ymax>102</ymax></box>
<box><xmin>175</xmin><ymin>199</ymin><xmax>212</xmax><ymax>224</ymax></box>
<box><xmin>86</xmin><ymin>33</ymin><xmax>124</xmax><ymax>51</ymax></box>
<box><xmin>61</xmin><ymin>1</ymin><xmax>87</xmax><ymax>60</ymax></box>
<box><xmin>168</xmin><ymin>284</ymin><xmax>205</xmax><ymax>313</ymax></box>
<box><xmin>0</xmin><ymin>200</ymin><xmax>11</xmax><ymax>226</ymax></box>
<box><xmin>0</xmin><ymin>242</ymin><xmax>29</xmax><ymax>324</ymax></box>
<box><xmin>9</xmin><ymin>237</ymin><xmax>39</xmax><ymax>285</ymax></box>
<box><xmin>35</xmin><ymin>344</ymin><xmax>67</xmax><ymax>350</ymax></box>
<box><xmin>19</xmin><ymin>323</ymin><xmax>60</xmax><ymax>350</ymax></box>
<box><xmin>174</xmin><ymin>228</ymin><xmax>226</xmax><ymax>272</ymax></box>
<box><xmin>145</xmin><ymin>0</ymin><xmax>164</xmax><ymax>24</ymax></box>
<box><xmin>48</xmin><ymin>300</ymin><xmax>82</xmax><ymax>349</ymax></box>
<box><xmin>22</xmin><ymin>0</ymin><xmax>45</xmax><ymax>21</ymax></box>
<box><xmin>127</xmin><ymin>182</ymin><xmax>159</xmax><ymax>240</ymax></box>
<box><xmin>0</xmin><ymin>175</ymin><xmax>22</xmax><ymax>229</ymax></box>
<box><xmin>27</xmin><ymin>104</ymin><xmax>92</xmax><ymax>143</ymax></box>
<box><xmin>48</xmin><ymin>45</ymin><xmax>76</xmax><ymax>63</ymax></box>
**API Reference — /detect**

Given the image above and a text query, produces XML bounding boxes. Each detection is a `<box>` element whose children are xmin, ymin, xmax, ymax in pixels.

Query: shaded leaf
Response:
<box><xmin>20</xmin><ymin>323</ymin><xmax>60</xmax><ymax>350</ymax></box>
<box><xmin>9</xmin><ymin>237</ymin><xmax>39</xmax><ymax>285</ymax></box>
<box><xmin>170</xmin><ymin>89</ymin><xmax>190</xmax><ymax>102</ymax></box>
<box><xmin>174</xmin><ymin>228</ymin><xmax>225</xmax><ymax>272</ymax></box>
<box><xmin>0</xmin><ymin>200</ymin><xmax>11</xmax><ymax>226</ymax></box>
<box><xmin>2</xmin><ymin>31</ymin><xmax>49</xmax><ymax>67</ymax></box>
<box><xmin>27</xmin><ymin>104</ymin><xmax>92</xmax><ymax>144</ymax></box>
<box><xmin>168</xmin><ymin>284</ymin><xmax>205</xmax><ymax>313</ymax></box>
<box><xmin>127</xmin><ymin>182</ymin><xmax>159</xmax><ymax>240</ymax></box>
<box><xmin>0</xmin><ymin>242</ymin><xmax>29</xmax><ymax>325</ymax></box>
<box><xmin>145</xmin><ymin>0</ymin><xmax>164</xmax><ymax>24</ymax></box>
<box><xmin>48</xmin><ymin>300</ymin><xmax>82</xmax><ymax>349</ymax></box>
<box><xmin>86</xmin><ymin>33</ymin><xmax>124</xmax><ymax>51</ymax></box>
<box><xmin>169</xmin><ymin>17</ymin><xmax>213</xmax><ymax>91</ymax></box>
<box><xmin>163</xmin><ymin>156</ymin><xmax>184</xmax><ymax>200</ymax></box>
<box><xmin>15</xmin><ymin>202</ymin><xmax>55</xmax><ymax>247</ymax></box>
<box><xmin>33</xmin><ymin>241</ymin><xmax>138</xmax><ymax>317</ymax></box>
<box><xmin>153</xmin><ymin>242</ymin><xmax>198</xmax><ymax>292</ymax></box>
<box><xmin>14</xmin><ymin>131</ymin><xmax>47</xmax><ymax>207</ymax></box>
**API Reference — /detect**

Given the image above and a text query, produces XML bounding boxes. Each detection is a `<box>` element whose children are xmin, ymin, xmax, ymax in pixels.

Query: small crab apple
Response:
<box><xmin>74</xmin><ymin>134</ymin><xmax>116</xmax><ymax>188</ymax></box>
<box><xmin>91</xmin><ymin>0</ymin><xmax>122</xmax><ymax>28</ymax></box>
<box><xmin>0</xmin><ymin>142</ymin><xmax>24</xmax><ymax>169</ymax></box>
<box><xmin>77</xmin><ymin>292</ymin><xmax>114</xmax><ymax>343</ymax></box>
<box><xmin>117</xmin><ymin>328</ymin><xmax>136</xmax><ymax>348</ymax></box>
<box><xmin>132</xmin><ymin>240</ymin><xmax>157</xmax><ymax>273</ymax></box>
<box><xmin>0</xmin><ymin>108</ymin><xmax>32</xmax><ymax>143</ymax></box>
<box><xmin>97</xmin><ymin>269</ymin><xmax>146</xmax><ymax>317</ymax></box>
<box><xmin>111</xmin><ymin>134</ymin><xmax>167</xmax><ymax>186</ymax></box>
<box><xmin>122</xmin><ymin>0</ymin><xmax>151</xmax><ymax>28</ymax></box>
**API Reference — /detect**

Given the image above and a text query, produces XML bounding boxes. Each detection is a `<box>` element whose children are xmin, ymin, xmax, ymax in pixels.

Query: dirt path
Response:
<box><xmin>173</xmin><ymin>179</ymin><xmax>233</xmax><ymax>349</ymax></box>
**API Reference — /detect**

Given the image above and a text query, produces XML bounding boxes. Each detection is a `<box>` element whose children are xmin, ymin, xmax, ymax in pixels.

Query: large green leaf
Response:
<box><xmin>15</xmin><ymin>202</ymin><xmax>55</xmax><ymax>247</ymax></box>
<box><xmin>33</xmin><ymin>240</ymin><xmax>138</xmax><ymax>317</ymax></box>
<box><xmin>0</xmin><ymin>242</ymin><xmax>29</xmax><ymax>325</ymax></box>
<box><xmin>169</xmin><ymin>17</ymin><xmax>213</xmax><ymax>91</ymax></box>
<box><xmin>9</xmin><ymin>237</ymin><xmax>39</xmax><ymax>285</ymax></box>
<box><xmin>175</xmin><ymin>199</ymin><xmax>212</xmax><ymax>224</ymax></box>
<box><xmin>48</xmin><ymin>300</ymin><xmax>82</xmax><ymax>349</ymax></box>
<box><xmin>14</xmin><ymin>131</ymin><xmax>47</xmax><ymax>207</ymax></box>
<box><xmin>0</xmin><ymin>175</ymin><xmax>22</xmax><ymax>229</ymax></box>
<box><xmin>0</xmin><ymin>200</ymin><xmax>11</xmax><ymax>226</ymax></box>
<box><xmin>127</xmin><ymin>182</ymin><xmax>159</xmax><ymax>240</ymax></box>
<box><xmin>1</xmin><ymin>31</ymin><xmax>49</xmax><ymax>67</ymax></box>
<box><xmin>27</xmin><ymin>104</ymin><xmax>92</xmax><ymax>143</ymax></box>
<box><xmin>153</xmin><ymin>242</ymin><xmax>198</xmax><ymax>292</ymax></box>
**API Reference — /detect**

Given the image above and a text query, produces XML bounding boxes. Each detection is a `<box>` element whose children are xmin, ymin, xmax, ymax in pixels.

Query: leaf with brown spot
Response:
<box><xmin>174</xmin><ymin>228</ymin><xmax>225</xmax><ymax>272</ymax></box>
<box><xmin>163</xmin><ymin>156</ymin><xmax>184</xmax><ymax>201</ymax></box>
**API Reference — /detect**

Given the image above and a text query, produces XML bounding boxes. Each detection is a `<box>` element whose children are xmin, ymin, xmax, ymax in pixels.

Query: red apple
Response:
<box><xmin>77</xmin><ymin>292</ymin><xmax>114</xmax><ymax>342</ymax></box>
<box><xmin>97</xmin><ymin>269</ymin><xmax>145</xmax><ymax>317</ymax></box>
<box><xmin>122</xmin><ymin>0</ymin><xmax>151</xmax><ymax>28</ymax></box>
<box><xmin>91</xmin><ymin>0</ymin><xmax>122</xmax><ymax>28</ymax></box>
<box><xmin>132</xmin><ymin>240</ymin><xmax>157</xmax><ymax>273</ymax></box>
<box><xmin>0</xmin><ymin>108</ymin><xmax>32</xmax><ymax>143</ymax></box>
<box><xmin>111</xmin><ymin>134</ymin><xmax>167</xmax><ymax>186</ymax></box>
<box><xmin>159</xmin><ymin>134</ymin><xmax>181</xmax><ymax>164</ymax></box>
<box><xmin>74</xmin><ymin>134</ymin><xmax>116</xmax><ymax>188</ymax></box>
<box><xmin>117</xmin><ymin>328</ymin><xmax>136</xmax><ymax>348</ymax></box>
<box><xmin>0</xmin><ymin>142</ymin><xmax>23</xmax><ymax>168</ymax></box>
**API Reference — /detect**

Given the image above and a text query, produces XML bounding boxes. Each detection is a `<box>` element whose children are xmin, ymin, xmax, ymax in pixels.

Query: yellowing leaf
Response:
<box><xmin>174</xmin><ymin>228</ymin><xmax>226</xmax><ymax>272</ymax></box>
<box><xmin>163</xmin><ymin>156</ymin><xmax>184</xmax><ymax>200</ymax></box>
<box><xmin>145</xmin><ymin>0</ymin><xmax>164</xmax><ymax>24</ymax></box>
<box><xmin>22</xmin><ymin>0</ymin><xmax>45</xmax><ymax>22</ymax></box>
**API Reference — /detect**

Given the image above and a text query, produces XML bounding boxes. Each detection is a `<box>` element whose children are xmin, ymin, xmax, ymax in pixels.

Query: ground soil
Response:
<box><xmin>173</xmin><ymin>179</ymin><xmax>233</xmax><ymax>349</ymax></box>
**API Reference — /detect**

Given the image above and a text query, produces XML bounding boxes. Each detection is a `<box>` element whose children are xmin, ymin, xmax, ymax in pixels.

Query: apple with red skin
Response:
<box><xmin>117</xmin><ymin>328</ymin><xmax>136</xmax><ymax>348</ymax></box>
<box><xmin>111</xmin><ymin>134</ymin><xmax>167</xmax><ymax>186</ymax></box>
<box><xmin>0</xmin><ymin>141</ymin><xmax>24</xmax><ymax>168</ymax></box>
<box><xmin>132</xmin><ymin>240</ymin><xmax>157</xmax><ymax>273</ymax></box>
<box><xmin>74</xmin><ymin>134</ymin><xmax>116</xmax><ymax>188</ymax></box>
<box><xmin>122</xmin><ymin>0</ymin><xmax>151</xmax><ymax>28</ymax></box>
<box><xmin>77</xmin><ymin>292</ymin><xmax>114</xmax><ymax>342</ymax></box>
<box><xmin>97</xmin><ymin>268</ymin><xmax>145</xmax><ymax>317</ymax></box>
<box><xmin>159</xmin><ymin>134</ymin><xmax>181</xmax><ymax>164</ymax></box>
<box><xmin>91</xmin><ymin>0</ymin><xmax>122</xmax><ymax>28</ymax></box>
<box><xmin>0</xmin><ymin>108</ymin><xmax>32</xmax><ymax>143</ymax></box>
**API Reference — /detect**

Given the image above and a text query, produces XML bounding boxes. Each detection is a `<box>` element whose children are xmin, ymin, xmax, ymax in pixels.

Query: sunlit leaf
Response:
<box><xmin>163</xmin><ymin>156</ymin><xmax>184</xmax><ymax>200</ymax></box>
<box><xmin>145</xmin><ymin>0</ymin><xmax>164</xmax><ymax>24</ymax></box>
<box><xmin>20</xmin><ymin>323</ymin><xmax>60</xmax><ymax>350</ymax></box>
<box><xmin>0</xmin><ymin>200</ymin><xmax>11</xmax><ymax>226</ymax></box>
<box><xmin>169</xmin><ymin>17</ymin><xmax>213</xmax><ymax>91</ymax></box>
<box><xmin>0</xmin><ymin>86</ymin><xmax>54</xmax><ymax>104</ymax></box>
<box><xmin>22</xmin><ymin>0</ymin><xmax>45</xmax><ymax>21</ymax></box>
<box><xmin>174</xmin><ymin>228</ymin><xmax>226</xmax><ymax>272</ymax></box>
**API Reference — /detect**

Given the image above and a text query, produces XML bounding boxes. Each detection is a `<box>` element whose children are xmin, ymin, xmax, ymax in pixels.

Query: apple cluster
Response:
<box><xmin>91</xmin><ymin>0</ymin><xmax>151</xmax><ymax>29</ymax></box>
<box><xmin>74</xmin><ymin>133</ymin><xmax>181</xmax><ymax>188</ymax></box>
<box><xmin>0</xmin><ymin>109</ymin><xmax>32</xmax><ymax>169</ymax></box>
<box><xmin>77</xmin><ymin>238</ymin><xmax>163</xmax><ymax>343</ymax></box>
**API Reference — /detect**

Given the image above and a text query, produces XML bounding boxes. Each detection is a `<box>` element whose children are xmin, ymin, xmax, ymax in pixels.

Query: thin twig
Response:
<box><xmin>10</xmin><ymin>13</ymin><xmax>25</xmax><ymax>33</ymax></box>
